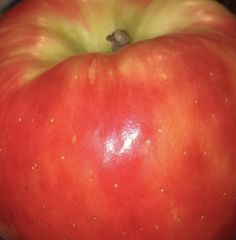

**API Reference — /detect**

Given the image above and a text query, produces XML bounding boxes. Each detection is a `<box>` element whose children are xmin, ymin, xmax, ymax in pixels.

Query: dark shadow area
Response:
<box><xmin>217</xmin><ymin>0</ymin><xmax>236</xmax><ymax>13</ymax></box>
<box><xmin>0</xmin><ymin>0</ymin><xmax>21</xmax><ymax>13</ymax></box>
<box><xmin>218</xmin><ymin>209</ymin><xmax>236</xmax><ymax>240</ymax></box>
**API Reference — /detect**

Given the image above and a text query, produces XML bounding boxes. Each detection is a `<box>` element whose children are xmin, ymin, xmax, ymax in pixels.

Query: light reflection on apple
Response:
<box><xmin>104</xmin><ymin>121</ymin><xmax>140</xmax><ymax>163</ymax></box>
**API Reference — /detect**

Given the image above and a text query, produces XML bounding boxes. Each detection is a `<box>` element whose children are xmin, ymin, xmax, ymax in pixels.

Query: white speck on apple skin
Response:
<box><xmin>49</xmin><ymin>118</ymin><xmax>55</xmax><ymax>123</ymax></box>
<box><xmin>203</xmin><ymin>151</ymin><xmax>207</xmax><ymax>156</ymax></box>
<box><xmin>225</xmin><ymin>97</ymin><xmax>229</xmax><ymax>102</ymax></box>
<box><xmin>223</xmin><ymin>192</ymin><xmax>227</xmax><ymax>197</ymax></box>
<box><xmin>183</xmin><ymin>151</ymin><xmax>187</xmax><ymax>156</ymax></box>
<box><xmin>74</xmin><ymin>74</ymin><xmax>78</xmax><ymax>79</ymax></box>
<box><xmin>157</xmin><ymin>128</ymin><xmax>162</xmax><ymax>133</ymax></box>
<box><xmin>72</xmin><ymin>134</ymin><xmax>77</xmax><ymax>144</ymax></box>
<box><xmin>160</xmin><ymin>188</ymin><xmax>165</xmax><ymax>193</ymax></box>
<box><xmin>71</xmin><ymin>223</ymin><xmax>76</xmax><ymax>228</ymax></box>
<box><xmin>0</xmin><ymin>148</ymin><xmax>2</xmax><ymax>152</ymax></box>
<box><xmin>209</xmin><ymin>71</ymin><xmax>213</xmax><ymax>76</ymax></box>
<box><xmin>174</xmin><ymin>217</ymin><xmax>181</xmax><ymax>223</ymax></box>
<box><xmin>114</xmin><ymin>183</ymin><xmax>118</xmax><ymax>188</ymax></box>
<box><xmin>88</xmin><ymin>179</ymin><xmax>94</xmax><ymax>183</ymax></box>
<box><xmin>212</xmin><ymin>113</ymin><xmax>216</xmax><ymax>118</ymax></box>
<box><xmin>162</xmin><ymin>73</ymin><xmax>167</xmax><ymax>79</ymax></box>
<box><xmin>42</xmin><ymin>204</ymin><xmax>46</xmax><ymax>209</ymax></box>
<box><xmin>194</xmin><ymin>99</ymin><xmax>199</xmax><ymax>104</ymax></box>
<box><xmin>18</xmin><ymin>118</ymin><xmax>22</xmax><ymax>122</ymax></box>
<box><xmin>31</xmin><ymin>163</ymin><xmax>38</xmax><ymax>170</ymax></box>
<box><xmin>200</xmin><ymin>215</ymin><xmax>205</xmax><ymax>220</ymax></box>
<box><xmin>61</xmin><ymin>155</ymin><xmax>65</xmax><ymax>160</ymax></box>
<box><xmin>144</xmin><ymin>139</ymin><xmax>152</xmax><ymax>153</ymax></box>
<box><xmin>108</xmin><ymin>69</ymin><xmax>113</xmax><ymax>76</ymax></box>
<box><xmin>155</xmin><ymin>55</ymin><xmax>163</xmax><ymax>61</ymax></box>
<box><xmin>155</xmin><ymin>225</ymin><xmax>160</xmax><ymax>230</ymax></box>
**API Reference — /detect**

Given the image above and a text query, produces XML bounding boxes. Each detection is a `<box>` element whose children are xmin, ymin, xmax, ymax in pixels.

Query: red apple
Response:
<box><xmin>0</xmin><ymin>0</ymin><xmax>236</xmax><ymax>239</ymax></box>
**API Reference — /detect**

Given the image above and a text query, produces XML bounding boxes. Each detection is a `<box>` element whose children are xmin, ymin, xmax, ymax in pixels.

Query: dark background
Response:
<box><xmin>218</xmin><ymin>0</ymin><xmax>236</xmax><ymax>13</ymax></box>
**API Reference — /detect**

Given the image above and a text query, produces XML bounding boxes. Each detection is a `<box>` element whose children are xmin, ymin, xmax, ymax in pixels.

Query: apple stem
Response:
<box><xmin>106</xmin><ymin>29</ymin><xmax>131</xmax><ymax>52</ymax></box>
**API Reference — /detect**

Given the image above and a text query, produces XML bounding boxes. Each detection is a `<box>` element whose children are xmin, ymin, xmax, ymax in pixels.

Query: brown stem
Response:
<box><xmin>106</xmin><ymin>29</ymin><xmax>131</xmax><ymax>52</ymax></box>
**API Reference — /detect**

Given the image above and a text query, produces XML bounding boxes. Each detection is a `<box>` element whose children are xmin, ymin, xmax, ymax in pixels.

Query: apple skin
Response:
<box><xmin>0</xmin><ymin>0</ymin><xmax>236</xmax><ymax>240</ymax></box>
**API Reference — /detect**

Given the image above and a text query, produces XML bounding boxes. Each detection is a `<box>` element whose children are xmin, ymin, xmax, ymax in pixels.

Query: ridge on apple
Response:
<box><xmin>0</xmin><ymin>0</ymin><xmax>236</xmax><ymax>240</ymax></box>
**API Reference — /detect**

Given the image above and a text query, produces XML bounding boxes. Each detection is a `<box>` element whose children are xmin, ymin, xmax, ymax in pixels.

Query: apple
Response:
<box><xmin>0</xmin><ymin>0</ymin><xmax>236</xmax><ymax>239</ymax></box>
